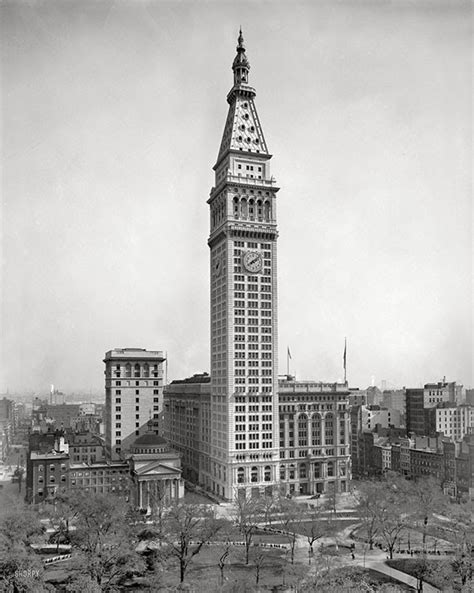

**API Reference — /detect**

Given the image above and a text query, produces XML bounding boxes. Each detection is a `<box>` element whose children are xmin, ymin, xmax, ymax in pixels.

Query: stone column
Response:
<box><xmin>284</xmin><ymin>415</ymin><xmax>290</xmax><ymax>450</ymax></box>
<box><xmin>320</xmin><ymin>415</ymin><xmax>326</xmax><ymax>447</ymax></box>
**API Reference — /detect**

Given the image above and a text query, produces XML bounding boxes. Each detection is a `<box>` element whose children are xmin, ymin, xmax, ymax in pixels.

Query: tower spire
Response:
<box><xmin>216</xmin><ymin>30</ymin><xmax>269</xmax><ymax>164</ymax></box>
<box><xmin>233</xmin><ymin>27</ymin><xmax>250</xmax><ymax>86</ymax></box>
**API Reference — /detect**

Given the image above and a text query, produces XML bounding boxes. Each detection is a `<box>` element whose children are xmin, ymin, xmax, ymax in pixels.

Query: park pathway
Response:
<box><xmin>364</xmin><ymin>558</ymin><xmax>440</xmax><ymax>592</ymax></box>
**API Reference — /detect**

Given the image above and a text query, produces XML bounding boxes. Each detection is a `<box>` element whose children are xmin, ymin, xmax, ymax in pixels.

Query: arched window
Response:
<box><xmin>257</xmin><ymin>199</ymin><xmax>263</xmax><ymax>221</ymax></box>
<box><xmin>264</xmin><ymin>466</ymin><xmax>271</xmax><ymax>482</ymax></box>
<box><xmin>325</xmin><ymin>413</ymin><xmax>334</xmax><ymax>445</ymax></box>
<box><xmin>311</xmin><ymin>415</ymin><xmax>321</xmax><ymax>446</ymax></box>
<box><xmin>125</xmin><ymin>363</ymin><xmax>131</xmax><ymax>378</ymax></box>
<box><xmin>339</xmin><ymin>462</ymin><xmax>346</xmax><ymax>477</ymax></box>
<box><xmin>248</xmin><ymin>199</ymin><xmax>255</xmax><ymax>220</ymax></box>
<box><xmin>251</xmin><ymin>467</ymin><xmax>258</xmax><ymax>483</ymax></box>
<box><xmin>143</xmin><ymin>363</ymin><xmax>149</xmax><ymax>378</ymax></box>
<box><xmin>233</xmin><ymin>197</ymin><xmax>239</xmax><ymax>218</ymax></box>
<box><xmin>298</xmin><ymin>414</ymin><xmax>308</xmax><ymax>447</ymax></box>
<box><xmin>289</xmin><ymin>464</ymin><xmax>295</xmax><ymax>480</ymax></box>
<box><xmin>314</xmin><ymin>463</ymin><xmax>321</xmax><ymax>479</ymax></box>
<box><xmin>299</xmin><ymin>463</ymin><xmax>307</xmax><ymax>479</ymax></box>
<box><xmin>327</xmin><ymin>461</ymin><xmax>334</xmax><ymax>477</ymax></box>
<box><xmin>339</xmin><ymin>416</ymin><xmax>345</xmax><ymax>444</ymax></box>
<box><xmin>264</xmin><ymin>201</ymin><xmax>271</xmax><ymax>222</ymax></box>
<box><xmin>241</xmin><ymin>198</ymin><xmax>247</xmax><ymax>219</ymax></box>
<box><xmin>280</xmin><ymin>465</ymin><xmax>286</xmax><ymax>480</ymax></box>
<box><xmin>134</xmin><ymin>364</ymin><xmax>140</xmax><ymax>378</ymax></box>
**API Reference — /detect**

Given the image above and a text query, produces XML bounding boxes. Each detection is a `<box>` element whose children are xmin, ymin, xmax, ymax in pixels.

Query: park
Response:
<box><xmin>0</xmin><ymin>471</ymin><xmax>472</xmax><ymax>592</ymax></box>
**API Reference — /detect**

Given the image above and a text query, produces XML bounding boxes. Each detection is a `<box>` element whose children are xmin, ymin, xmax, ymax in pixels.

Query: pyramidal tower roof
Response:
<box><xmin>216</xmin><ymin>30</ymin><xmax>269</xmax><ymax>167</ymax></box>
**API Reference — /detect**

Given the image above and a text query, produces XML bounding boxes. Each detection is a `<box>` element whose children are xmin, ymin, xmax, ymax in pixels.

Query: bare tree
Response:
<box><xmin>298</xmin><ymin>502</ymin><xmax>331</xmax><ymax>558</ymax></box>
<box><xmin>217</xmin><ymin>539</ymin><xmax>231</xmax><ymax>587</ymax></box>
<box><xmin>233</xmin><ymin>492</ymin><xmax>263</xmax><ymax>565</ymax></box>
<box><xmin>448</xmin><ymin>500</ymin><xmax>474</xmax><ymax>589</ymax></box>
<box><xmin>252</xmin><ymin>547</ymin><xmax>266</xmax><ymax>585</ymax></box>
<box><xmin>279</xmin><ymin>498</ymin><xmax>302</xmax><ymax>564</ymax></box>
<box><xmin>161</xmin><ymin>503</ymin><xmax>225</xmax><ymax>583</ymax></box>
<box><xmin>353</xmin><ymin>480</ymin><xmax>384</xmax><ymax>550</ymax></box>
<box><xmin>377</xmin><ymin>502</ymin><xmax>407</xmax><ymax>559</ymax></box>
<box><xmin>261</xmin><ymin>493</ymin><xmax>279</xmax><ymax>525</ymax></box>
<box><xmin>148</xmin><ymin>482</ymin><xmax>169</xmax><ymax>541</ymax></box>
<box><xmin>408</xmin><ymin>475</ymin><xmax>446</xmax><ymax>553</ymax></box>
<box><xmin>68</xmin><ymin>491</ymin><xmax>144</xmax><ymax>591</ymax></box>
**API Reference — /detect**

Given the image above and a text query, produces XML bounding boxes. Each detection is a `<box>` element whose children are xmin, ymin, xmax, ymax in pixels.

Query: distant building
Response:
<box><xmin>32</xmin><ymin>403</ymin><xmax>81</xmax><ymax>430</ymax></box>
<box><xmin>348</xmin><ymin>389</ymin><xmax>368</xmax><ymax>407</ymax></box>
<box><xmin>428</xmin><ymin>403</ymin><xmax>474</xmax><ymax>441</ymax></box>
<box><xmin>26</xmin><ymin>433</ymin><xmax>69</xmax><ymax>504</ymax></box>
<box><xmin>465</xmin><ymin>389</ymin><xmax>474</xmax><ymax>406</ymax></box>
<box><xmin>352</xmin><ymin>430</ymin><xmax>474</xmax><ymax>499</ymax></box>
<box><xmin>359</xmin><ymin>405</ymin><xmax>401</xmax><ymax>431</ymax></box>
<box><xmin>423</xmin><ymin>381</ymin><xmax>463</xmax><ymax>407</ymax></box>
<box><xmin>69</xmin><ymin>431</ymin><xmax>106</xmax><ymax>464</ymax></box>
<box><xmin>381</xmin><ymin>389</ymin><xmax>406</xmax><ymax>417</ymax></box>
<box><xmin>406</xmin><ymin>388</ymin><xmax>426</xmax><ymax>436</ymax></box>
<box><xmin>104</xmin><ymin>348</ymin><xmax>166</xmax><ymax>459</ymax></box>
<box><xmin>366</xmin><ymin>386</ymin><xmax>383</xmax><ymax>406</ymax></box>
<box><xmin>373</xmin><ymin>441</ymin><xmax>392</xmax><ymax>474</ymax></box>
<box><xmin>79</xmin><ymin>402</ymin><xmax>96</xmax><ymax>415</ymax></box>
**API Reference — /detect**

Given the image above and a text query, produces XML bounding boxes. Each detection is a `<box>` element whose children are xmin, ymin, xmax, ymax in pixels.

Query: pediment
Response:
<box><xmin>134</xmin><ymin>461</ymin><xmax>181</xmax><ymax>477</ymax></box>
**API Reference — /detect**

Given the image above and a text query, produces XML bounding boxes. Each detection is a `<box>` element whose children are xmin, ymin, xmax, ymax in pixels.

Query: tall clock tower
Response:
<box><xmin>207</xmin><ymin>31</ymin><xmax>280</xmax><ymax>500</ymax></box>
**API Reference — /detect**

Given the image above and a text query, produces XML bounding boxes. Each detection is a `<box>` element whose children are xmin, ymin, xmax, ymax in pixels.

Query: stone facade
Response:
<box><xmin>104</xmin><ymin>348</ymin><xmax>166</xmax><ymax>459</ymax></box>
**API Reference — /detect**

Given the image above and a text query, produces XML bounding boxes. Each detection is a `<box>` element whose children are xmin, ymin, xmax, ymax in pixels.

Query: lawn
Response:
<box><xmin>136</xmin><ymin>544</ymin><xmax>307</xmax><ymax>591</ymax></box>
<box><xmin>386</xmin><ymin>558</ymin><xmax>454</xmax><ymax>590</ymax></box>
<box><xmin>309</xmin><ymin>565</ymin><xmax>413</xmax><ymax>592</ymax></box>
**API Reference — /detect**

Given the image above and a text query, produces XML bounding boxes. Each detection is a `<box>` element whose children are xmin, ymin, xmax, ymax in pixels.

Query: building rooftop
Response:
<box><xmin>279</xmin><ymin>380</ymin><xmax>349</xmax><ymax>393</ymax></box>
<box><xmin>69</xmin><ymin>461</ymin><xmax>128</xmax><ymax>470</ymax></box>
<box><xmin>30</xmin><ymin>451</ymin><xmax>69</xmax><ymax>461</ymax></box>
<box><xmin>133</xmin><ymin>433</ymin><xmax>168</xmax><ymax>447</ymax></box>
<box><xmin>170</xmin><ymin>373</ymin><xmax>211</xmax><ymax>385</ymax></box>
<box><xmin>104</xmin><ymin>348</ymin><xmax>165</xmax><ymax>361</ymax></box>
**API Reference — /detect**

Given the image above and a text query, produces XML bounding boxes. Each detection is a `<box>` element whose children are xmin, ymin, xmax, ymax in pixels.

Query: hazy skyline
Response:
<box><xmin>1</xmin><ymin>0</ymin><xmax>472</xmax><ymax>394</ymax></box>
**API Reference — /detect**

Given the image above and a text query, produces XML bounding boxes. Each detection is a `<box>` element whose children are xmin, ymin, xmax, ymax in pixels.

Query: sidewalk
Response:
<box><xmin>364</xmin><ymin>558</ymin><xmax>441</xmax><ymax>592</ymax></box>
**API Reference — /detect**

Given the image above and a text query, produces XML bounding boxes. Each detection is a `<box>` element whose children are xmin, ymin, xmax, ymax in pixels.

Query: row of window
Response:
<box><xmin>114</xmin><ymin>380</ymin><xmax>161</xmax><ymax>387</ymax></box>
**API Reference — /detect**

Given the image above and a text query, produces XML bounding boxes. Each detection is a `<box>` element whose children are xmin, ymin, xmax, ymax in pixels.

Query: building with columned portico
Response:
<box><xmin>129</xmin><ymin>427</ymin><xmax>184</xmax><ymax>510</ymax></box>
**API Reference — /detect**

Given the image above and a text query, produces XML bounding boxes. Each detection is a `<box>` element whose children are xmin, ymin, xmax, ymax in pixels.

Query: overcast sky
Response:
<box><xmin>1</xmin><ymin>0</ymin><xmax>472</xmax><ymax>395</ymax></box>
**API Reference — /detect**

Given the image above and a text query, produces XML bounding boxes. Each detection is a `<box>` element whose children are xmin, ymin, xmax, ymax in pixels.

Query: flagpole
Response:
<box><xmin>287</xmin><ymin>347</ymin><xmax>289</xmax><ymax>377</ymax></box>
<box><xmin>343</xmin><ymin>337</ymin><xmax>347</xmax><ymax>384</ymax></box>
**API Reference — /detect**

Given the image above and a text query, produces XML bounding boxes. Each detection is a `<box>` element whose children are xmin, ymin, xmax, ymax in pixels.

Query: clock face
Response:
<box><xmin>242</xmin><ymin>250</ymin><xmax>263</xmax><ymax>273</ymax></box>
<box><xmin>214</xmin><ymin>256</ymin><xmax>222</xmax><ymax>277</ymax></box>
